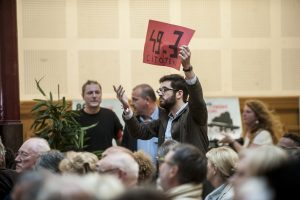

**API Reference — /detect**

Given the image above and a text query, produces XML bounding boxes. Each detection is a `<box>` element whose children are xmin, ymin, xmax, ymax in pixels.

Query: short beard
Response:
<box><xmin>159</xmin><ymin>93</ymin><xmax>176</xmax><ymax>111</ymax></box>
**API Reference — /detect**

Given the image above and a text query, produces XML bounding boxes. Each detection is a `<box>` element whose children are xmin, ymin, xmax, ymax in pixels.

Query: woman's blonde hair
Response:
<box><xmin>206</xmin><ymin>146</ymin><xmax>238</xmax><ymax>178</ymax></box>
<box><xmin>59</xmin><ymin>151</ymin><xmax>98</xmax><ymax>174</ymax></box>
<box><xmin>243</xmin><ymin>99</ymin><xmax>284</xmax><ymax>144</ymax></box>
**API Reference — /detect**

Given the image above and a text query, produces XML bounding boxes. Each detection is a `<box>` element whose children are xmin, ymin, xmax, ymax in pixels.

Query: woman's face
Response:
<box><xmin>242</xmin><ymin>105</ymin><xmax>257</xmax><ymax>127</ymax></box>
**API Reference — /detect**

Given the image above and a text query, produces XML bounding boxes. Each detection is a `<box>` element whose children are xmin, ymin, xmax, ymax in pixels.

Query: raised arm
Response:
<box><xmin>179</xmin><ymin>46</ymin><xmax>207</xmax><ymax>125</ymax></box>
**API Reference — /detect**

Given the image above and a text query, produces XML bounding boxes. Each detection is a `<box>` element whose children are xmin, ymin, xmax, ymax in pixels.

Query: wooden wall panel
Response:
<box><xmin>20</xmin><ymin>97</ymin><xmax>300</xmax><ymax>141</ymax></box>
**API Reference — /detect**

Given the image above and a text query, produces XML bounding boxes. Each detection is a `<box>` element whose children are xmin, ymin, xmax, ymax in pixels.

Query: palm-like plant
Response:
<box><xmin>31</xmin><ymin>78</ymin><xmax>93</xmax><ymax>151</ymax></box>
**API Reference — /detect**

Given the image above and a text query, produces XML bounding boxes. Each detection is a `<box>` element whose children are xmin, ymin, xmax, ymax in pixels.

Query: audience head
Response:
<box><xmin>114</xmin><ymin>187</ymin><xmax>171</xmax><ymax>200</ymax></box>
<box><xmin>12</xmin><ymin>170</ymin><xmax>50</xmax><ymax>200</ymax></box>
<box><xmin>101</xmin><ymin>146</ymin><xmax>134</xmax><ymax>158</ymax></box>
<box><xmin>243</xmin><ymin>99</ymin><xmax>283</xmax><ymax>144</ymax></box>
<box><xmin>15</xmin><ymin>137</ymin><xmax>50</xmax><ymax>173</ymax></box>
<box><xmin>96</xmin><ymin>151</ymin><xmax>139</xmax><ymax>187</ymax></box>
<box><xmin>81</xmin><ymin>80</ymin><xmax>102</xmax><ymax>97</ymax></box>
<box><xmin>131</xmin><ymin>84</ymin><xmax>157</xmax><ymax>116</ymax></box>
<box><xmin>59</xmin><ymin>151</ymin><xmax>98</xmax><ymax>174</ymax></box>
<box><xmin>158</xmin><ymin>143</ymin><xmax>207</xmax><ymax>191</ymax></box>
<box><xmin>232</xmin><ymin>145</ymin><xmax>288</xmax><ymax>188</ymax></box>
<box><xmin>206</xmin><ymin>146</ymin><xmax>238</xmax><ymax>186</ymax></box>
<box><xmin>132</xmin><ymin>150</ymin><xmax>156</xmax><ymax>185</ymax></box>
<box><xmin>157</xmin><ymin>74</ymin><xmax>188</xmax><ymax>110</ymax></box>
<box><xmin>35</xmin><ymin>150</ymin><xmax>64</xmax><ymax>173</ymax></box>
<box><xmin>81</xmin><ymin>80</ymin><xmax>102</xmax><ymax>110</ymax></box>
<box><xmin>264</xmin><ymin>158</ymin><xmax>300</xmax><ymax>200</ymax></box>
<box><xmin>157</xmin><ymin>139</ymin><xmax>179</xmax><ymax>163</ymax></box>
<box><xmin>277</xmin><ymin>132</ymin><xmax>300</xmax><ymax>149</ymax></box>
<box><xmin>36</xmin><ymin>174</ymin><xmax>92</xmax><ymax>200</ymax></box>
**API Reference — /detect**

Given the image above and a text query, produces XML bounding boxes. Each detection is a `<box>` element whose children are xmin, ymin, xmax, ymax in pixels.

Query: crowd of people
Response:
<box><xmin>1</xmin><ymin>46</ymin><xmax>300</xmax><ymax>200</ymax></box>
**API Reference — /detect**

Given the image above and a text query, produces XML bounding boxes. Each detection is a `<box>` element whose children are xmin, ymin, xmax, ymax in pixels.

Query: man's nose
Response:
<box><xmin>15</xmin><ymin>155</ymin><xmax>21</xmax><ymax>162</ymax></box>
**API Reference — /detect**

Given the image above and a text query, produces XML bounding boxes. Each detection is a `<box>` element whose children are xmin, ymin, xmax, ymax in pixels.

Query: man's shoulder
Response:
<box><xmin>99</xmin><ymin>107</ymin><xmax>118</xmax><ymax>115</ymax></box>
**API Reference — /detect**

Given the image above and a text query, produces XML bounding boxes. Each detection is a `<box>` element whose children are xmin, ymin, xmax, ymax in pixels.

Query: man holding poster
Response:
<box><xmin>114</xmin><ymin>45</ymin><xmax>208</xmax><ymax>154</ymax></box>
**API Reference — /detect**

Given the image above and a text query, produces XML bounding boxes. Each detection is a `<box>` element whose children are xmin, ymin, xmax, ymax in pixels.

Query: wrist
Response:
<box><xmin>183</xmin><ymin>65</ymin><xmax>193</xmax><ymax>72</ymax></box>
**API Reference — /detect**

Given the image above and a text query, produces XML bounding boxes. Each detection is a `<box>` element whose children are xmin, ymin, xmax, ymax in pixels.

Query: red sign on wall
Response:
<box><xmin>143</xmin><ymin>20</ymin><xmax>195</xmax><ymax>70</ymax></box>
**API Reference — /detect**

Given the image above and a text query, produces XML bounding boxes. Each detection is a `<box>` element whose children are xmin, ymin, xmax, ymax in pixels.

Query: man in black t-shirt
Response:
<box><xmin>77</xmin><ymin>80</ymin><xmax>123</xmax><ymax>152</ymax></box>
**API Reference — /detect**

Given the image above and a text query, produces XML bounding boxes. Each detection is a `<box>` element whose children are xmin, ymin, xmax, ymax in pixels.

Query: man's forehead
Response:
<box><xmin>85</xmin><ymin>84</ymin><xmax>101</xmax><ymax>91</ymax></box>
<box><xmin>19</xmin><ymin>142</ymin><xmax>34</xmax><ymax>153</ymax></box>
<box><xmin>160</xmin><ymin>81</ymin><xmax>172</xmax><ymax>87</ymax></box>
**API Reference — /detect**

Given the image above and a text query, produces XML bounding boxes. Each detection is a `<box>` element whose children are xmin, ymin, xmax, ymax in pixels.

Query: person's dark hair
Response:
<box><xmin>81</xmin><ymin>80</ymin><xmax>102</xmax><ymax>96</ymax></box>
<box><xmin>283</xmin><ymin>132</ymin><xmax>300</xmax><ymax>147</ymax></box>
<box><xmin>159</xmin><ymin>74</ymin><xmax>188</xmax><ymax>102</ymax></box>
<box><xmin>5</xmin><ymin>148</ymin><xmax>16</xmax><ymax>169</ymax></box>
<box><xmin>113</xmin><ymin>187</ymin><xmax>171</xmax><ymax>200</ymax></box>
<box><xmin>157</xmin><ymin>139</ymin><xmax>179</xmax><ymax>159</ymax></box>
<box><xmin>133</xmin><ymin>84</ymin><xmax>156</xmax><ymax>102</ymax></box>
<box><xmin>170</xmin><ymin>143</ymin><xmax>207</xmax><ymax>184</ymax></box>
<box><xmin>35</xmin><ymin>150</ymin><xmax>65</xmax><ymax>173</ymax></box>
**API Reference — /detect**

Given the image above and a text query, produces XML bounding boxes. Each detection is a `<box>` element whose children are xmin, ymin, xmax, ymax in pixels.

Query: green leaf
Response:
<box><xmin>35</xmin><ymin>77</ymin><xmax>46</xmax><ymax>97</ymax></box>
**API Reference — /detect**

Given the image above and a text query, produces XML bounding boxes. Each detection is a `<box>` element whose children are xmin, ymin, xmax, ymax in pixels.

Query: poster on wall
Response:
<box><xmin>205</xmin><ymin>97</ymin><xmax>242</xmax><ymax>142</ymax></box>
<box><xmin>72</xmin><ymin>99</ymin><xmax>124</xmax><ymax>126</ymax></box>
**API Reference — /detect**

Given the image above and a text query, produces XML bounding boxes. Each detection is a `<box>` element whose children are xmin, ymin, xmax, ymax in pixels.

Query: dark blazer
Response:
<box><xmin>123</xmin><ymin>78</ymin><xmax>209</xmax><ymax>154</ymax></box>
<box><xmin>121</xmin><ymin>108</ymin><xmax>163</xmax><ymax>151</ymax></box>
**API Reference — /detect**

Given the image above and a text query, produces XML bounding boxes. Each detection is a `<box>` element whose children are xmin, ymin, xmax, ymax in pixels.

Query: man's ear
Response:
<box><xmin>176</xmin><ymin>90</ymin><xmax>184</xmax><ymax>100</ymax></box>
<box><xmin>145</xmin><ymin>96</ymin><xmax>151</xmax><ymax>104</ymax></box>
<box><xmin>118</xmin><ymin>169</ymin><xmax>125</xmax><ymax>179</ymax></box>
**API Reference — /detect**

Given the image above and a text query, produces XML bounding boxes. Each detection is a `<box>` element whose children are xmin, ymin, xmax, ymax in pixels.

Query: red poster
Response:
<box><xmin>143</xmin><ymin>20</ymin><xmax>195</xmax><ymax>70</ymax></box>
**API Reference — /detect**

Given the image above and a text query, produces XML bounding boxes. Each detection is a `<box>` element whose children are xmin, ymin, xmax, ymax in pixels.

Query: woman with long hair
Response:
<box><xmin>220</xmin><ymin>99</ymin><xmax>283</xmax><ymax>152</ymax></box>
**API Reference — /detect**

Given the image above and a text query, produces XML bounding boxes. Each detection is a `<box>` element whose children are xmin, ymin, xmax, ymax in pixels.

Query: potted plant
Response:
<box><xmin>31</xmin><ymin>78</ymin><xmax>94</xmax><ymax>152</ymax></box>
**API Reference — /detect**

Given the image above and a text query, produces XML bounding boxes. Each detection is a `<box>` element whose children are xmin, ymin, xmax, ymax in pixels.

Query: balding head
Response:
<box><xmin>15</xmin><ymin>138</ymin><xmax>50</xmax><ymax>173</ymax></box>
<box><xmin>96</xmin><ymin>152</ymin><xmax>139</xmax><ymax>187</ymax></box>
<box><xmin>101</xmin><ymin>146</ymin><xmax>134</xmax><ymax>158</ymax></box>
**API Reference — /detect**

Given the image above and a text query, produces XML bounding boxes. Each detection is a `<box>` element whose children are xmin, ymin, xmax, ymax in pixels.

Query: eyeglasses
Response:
<box><xmin>156</xmin><ymin>87</ymin><xmax>178</xmax><ymax>95</ymax></box>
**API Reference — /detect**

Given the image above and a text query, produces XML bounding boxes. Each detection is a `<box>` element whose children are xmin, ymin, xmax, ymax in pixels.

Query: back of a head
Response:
<box><xmin>12</xmin><ymin>170</ymin><xmax>51</xmax><ymax>200</ymax></box>
<box><xmin>96</xmin><ymin>152</ymin><xmax>139</xmax><ymax>187</ymax></box>
<box><xmin>114</xmin><ymin>187</ymin><xmax>171</xmax><ymax>200</ymax></box>
<box><xmin>242</xmin><ymin>145</ymin><xmax>288</xmax><ymax>176</ymax></box>
<box><xmin>102</xmin><ymin>146</ymin><xmax>134</xmax><ymax>158</ymax></box>
<box><xmin>59</xmin><ymin>151</ymin><xmax>98</xmax><ymax>174</ymax></box>
<box><xmin>281</xmin><ymin>132</ymin><xmax>300</xmax><ymax>147</ymax></box>
<box><xmin>36</xmin><ymin>174</ymin><xmax>96</xmax><ymax>200</ymax></box>
<box><xmin>35</xmin><ymin>150</ymin><xmax>64</xmax><ymax>173</ymax></box>
<box><xmin>157</xmin><ymin>139</ymin><xmax>179</xmax><ymax>160</ymax></box>
<box><xmin>171</xmin><ymin>143</ymin><xmax>207</xmax><ymax>184</ymax></box>
<box><xmin>206</xmin><ymin>146</ymin><xmax>238</xmax><ymax>178</ymax></box>
<box><xmin>132</xmin><ymin>150</ymin><xmax>156</xmax><ymax>185</ymax></box>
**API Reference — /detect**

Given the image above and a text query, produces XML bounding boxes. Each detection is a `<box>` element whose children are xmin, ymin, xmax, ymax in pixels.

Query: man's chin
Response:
<box><xmin>89</xmin><ymin>103</ymin><xmax>100</xmax><ymax>107</ymax></box>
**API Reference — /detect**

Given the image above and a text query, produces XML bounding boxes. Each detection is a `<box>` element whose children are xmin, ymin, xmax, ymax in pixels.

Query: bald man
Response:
<box><xmin>96</xmin><ymin>152</ymin><xmax>139</xmax><ymax>187</ymax></box>
<box><xmin>15</xmin><ymin>138</ymin><xmax>50</xmax><ymax>173</ymax></box>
